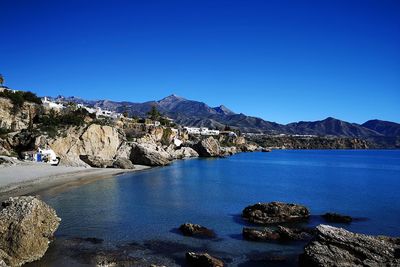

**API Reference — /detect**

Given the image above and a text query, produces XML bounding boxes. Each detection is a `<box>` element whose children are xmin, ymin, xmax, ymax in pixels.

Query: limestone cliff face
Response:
<box><xmin>49</xmin><ymin>124</ymin><xmax>123</xmax><ymax>166</ymax></box>
<box><xmin>0</xmin><ymin>98</ymin><xmax>38</xmax><ymax>131</ymax></box>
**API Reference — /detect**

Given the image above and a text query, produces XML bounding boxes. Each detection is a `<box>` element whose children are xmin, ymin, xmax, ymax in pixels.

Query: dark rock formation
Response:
<box><xmin>242</xmin><ymin>227</ymin><xmax>280</xmax><ymax>241</ymax></box>
<box><xmin>0</xmin><ymin>196</ymin><xmax>60</xmax><ymax>266</ymax></box>
<box><xmin>179</xmin><ymin>223</ymin><xmax>216</xmax><ymax>238</ymax></box>
<box><xmin>130</xmin><ymin>143</ymin><xmax>171</xmax><ymax>166</ymax></box>
<box><xmin>299</xmin><ymin>224</ymin><xmax>400</xmax><ymax>267</ymax></box>
<box><xmin>242</xmin><ymin>202</ymin><xmax>310</xmax><ymax>224</ymax></box>
<box><xmin>186</xmin><ymin>252</ymin><xmax>224</xmax><ymax>267</ymax></box>
<box><xmin>79</xmin><ymin>155</ymin><xmax>113</xmax><ymax>168</ymax></box>
<box><xmin>243</xmin><ymin>226</ymin><xmax>313</xmax><ymax>242</ymax></box>
<box><xmin>322</xmin><ymin>212</ymin><xmax>352</xmax><ymax>223</ymax></box>
<box><xmin>192</xmin><ymin>137</ymin><xmax>221</xmax><ymax>157</ymax></box>
<box><xmin>276</xmin><ymin>225</ymin><xmax>313</xmax><ymax>241</ymax></box>
<box><xmin>112</xmin><ymin>157</ymin><xmax>135</xmax><ymax>169</ymax></box>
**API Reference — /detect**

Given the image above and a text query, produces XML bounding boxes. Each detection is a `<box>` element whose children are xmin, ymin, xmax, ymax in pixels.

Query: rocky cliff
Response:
<box><xmin>0</xmin><ymin>98</ymin><xmax>39</xmax><ymax>132</ymax></box>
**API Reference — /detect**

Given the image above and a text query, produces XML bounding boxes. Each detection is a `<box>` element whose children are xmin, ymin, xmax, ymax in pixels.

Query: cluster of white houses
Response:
<box><xmin>42</xmin><ymin>97</ymin><xmax>123</xmax><ymax>119</ymax></box>
<box><xmin>184</xmin><ymin>127</ymin><xmax>220</xmax><ymax>136</ymax></box>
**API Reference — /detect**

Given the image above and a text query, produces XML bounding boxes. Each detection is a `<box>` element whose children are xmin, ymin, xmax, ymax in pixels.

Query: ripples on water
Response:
<box><xmin>28</xmin><ymin>150</ymin><xmax>400</xmax><ymax>266</ymax></box>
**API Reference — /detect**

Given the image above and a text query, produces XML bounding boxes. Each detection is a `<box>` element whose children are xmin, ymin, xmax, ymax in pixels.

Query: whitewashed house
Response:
<box><xmin>42</xmin><ymin>97</ymin><xmax>65</xmax><ymax>111</ymax></box>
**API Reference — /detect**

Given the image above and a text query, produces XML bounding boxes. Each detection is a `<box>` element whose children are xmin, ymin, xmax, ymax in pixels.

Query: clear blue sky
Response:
<box><xmin>1</xmin><ymin>0</ymin><xmax>399</xmax><ymax>124</ymax></box>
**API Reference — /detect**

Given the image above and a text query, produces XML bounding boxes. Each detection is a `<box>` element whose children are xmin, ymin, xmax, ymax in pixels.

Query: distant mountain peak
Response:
<box><xmin>214</xmin><ymin>104</ymin><xmax>235</xmax><ymax>115</ymax></box>
<box><xmin>159</xmin><ymin>94</ymin><xmax>185</xmax><ymax>102</ymax></box>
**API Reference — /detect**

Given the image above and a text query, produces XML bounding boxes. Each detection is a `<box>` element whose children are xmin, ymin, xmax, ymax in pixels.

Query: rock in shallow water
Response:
<box><xmin>0</xmin><ymin>196</ymin><xmax>60</xmax><ymax>266</ymax></box>
<box><xmin>242</xmin><ymin>201</ymin><xmax>310</xmax><ymax>225</ymax></box>
<box><xmin>186</xmin><ymin>252</ymin><xmax>224</xmax><ymax>267</ymax></box>
<box><xmin>192</xmin><ymin>137</ymin><xmax>221</xmax><ymax>157</ymax></box>
<box><xmin>242</xmin><ymin>226</ymin><xmax>313</xmax><ymax>242</ymax></box>
<box><xmin>299</xmin><ymin>224</ymin><xmax>400</xmax><ymax>267</ymax></box>
<box><xmin>179</xmin><ymin>223</ymin><xmax>216</xmax><ymax>238</ymax></box>
<box><xmin>130</xmin><ymin>143</ymin><xmax>171</xmax><ymax>166</ymax></box>
<box><xmin>321</xmin><ymin>212</ymin><xmax>352</xmax><ymax>223</ymax></box>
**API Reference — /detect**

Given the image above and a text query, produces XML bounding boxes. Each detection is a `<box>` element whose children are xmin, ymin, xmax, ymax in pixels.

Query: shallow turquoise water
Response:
<box><xmin>35</xmin><ymin>150</ymin><xmax>400</xmax><ymax>266</ymax></box>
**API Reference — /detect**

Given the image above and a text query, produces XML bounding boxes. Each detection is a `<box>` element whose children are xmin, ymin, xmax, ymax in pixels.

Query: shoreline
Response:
<box><xmin>0</xmin><ymin>162</ymin><xmax>151</xmax><ymax>201</ymax></box>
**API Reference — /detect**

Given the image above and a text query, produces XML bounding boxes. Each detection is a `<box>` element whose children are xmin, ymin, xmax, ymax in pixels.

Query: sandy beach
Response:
<box><xmin>0</xmin><ymin>159</ymin><xmax>150</xmax><ymax>200</ymax></box>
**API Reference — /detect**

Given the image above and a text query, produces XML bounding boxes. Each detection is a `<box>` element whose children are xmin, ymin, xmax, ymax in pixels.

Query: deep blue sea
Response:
<box><xmin>30</xmin><ymin>150</ymin><xmax>400</xmax><ymax>266</ymax></box>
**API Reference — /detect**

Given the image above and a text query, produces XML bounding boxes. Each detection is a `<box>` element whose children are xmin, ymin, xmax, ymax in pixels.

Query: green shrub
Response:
<box><xmin>0</xmin><ymin>89</ymin><xmax>42</xmax><ymax>107</ymax></box>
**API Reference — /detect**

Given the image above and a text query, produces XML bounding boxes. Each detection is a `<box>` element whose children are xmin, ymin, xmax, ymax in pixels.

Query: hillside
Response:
<box><xmin>53</xmin><ymin>95</ymin><xmax>399</xmax><ymax>142</ymax></box>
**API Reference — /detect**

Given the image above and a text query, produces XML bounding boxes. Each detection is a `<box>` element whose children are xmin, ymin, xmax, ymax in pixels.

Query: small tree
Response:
<box><xmin>147</xmin><ymin>105</ymin><xmax>161</xmax><ymax>121</ymax></box>
<box><xmin>0</xmin><ymin>74</ymin><xmax>4</xmax><ymax>86</ymax></box>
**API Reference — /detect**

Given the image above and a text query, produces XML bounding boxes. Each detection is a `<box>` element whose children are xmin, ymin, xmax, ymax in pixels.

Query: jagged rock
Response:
<box><xmin>192</xmin><ymin>137</ymin><xmax>221</xmax><ymax>157</ymax></box>
<box><xmin>179</xmin><ymin>223</ymin><xmax>216</xmax><ymax>238</ymax></box>
<box><xmin>0</xmin><ymin>196</ymin><xmax>60</xmax><ymax>266</ymax></box>
<box><xmin>0</xmin><ymin>156</ymin><xmax>18</xmax><ymax>168</ymax></box>
<box><xmin>299</xmin><ymin>224</ymin><xmax>400</xmax><ymax>267</ymax></box>
<box><xmin>241</xmin><ymin>143</ymin><xmax>258</xmax><ymax>152</ymax></box>
<box><xmin>0</xmin><ymin>139</ymin><xmax>11</xmax><ymax>156</ymax></box>
<box><xmin>276</xmin><ymin>225</ymin><xmax>313</xmax><ymax>240</ymax></box>
<box><xmin>242</xmin><ymin>227</ymin><xmax>280</xmax><ymax>241</ymax></box>
<box><xmin>0</xmin><ymin>98</ymin><xmax>39</xmax><ymax>131</ymax></box>
<box><xmin>79</xmin><ymin>155</ymin><xmax>113</xmax><ymax>168</ymax></box>
<box><xmin>112</xmin><ymin>157</ymin><xmax>135</xmax><ymax>169</ymax></box>
<box><xmin>219</xmin><ymin>146</ymin><xmax>238</xmax><ymax>156</ymax></box>
<box><xmin>242</xmin><ymin>202</ymin><xmax>310</xmax><ymax>224</ymax></box>
<box><xmin>130</xmin><ymin>142</ymin><xmax>171</xmax><ymax>166</ymax></box>
<box><xmin>170</xmin><ymin>147</ymin><xmax>199</xmax><ymax>159</ymax></box>
<box><xmin>321</xmin><ymin>212</ymin><xmax>352</xmax><ymax>223</ymax></box>
<box><xmin>243</xmin><ymin>226</ymin><xmax>313</xmax><ymax>242</ymax></box>
<box><xmin>186</xmin><ymin>252</ymin><xmax>224</xmax><ymax>267</ymax></box>
<box><xmin>50</xmin><ymin>124</ymin><xmax>123</xmax><ymax>167</ymax></box>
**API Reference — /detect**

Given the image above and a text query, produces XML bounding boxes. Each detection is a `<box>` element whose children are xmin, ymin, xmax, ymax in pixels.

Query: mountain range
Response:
<box><xmin>52</xmin><ymin>94</ymin><xmax>400</xmax><ymax>140</ymax></box>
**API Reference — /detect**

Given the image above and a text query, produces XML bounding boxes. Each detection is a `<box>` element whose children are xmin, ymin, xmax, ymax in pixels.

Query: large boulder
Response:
<box><xmin>130</xmin><ymin>142</ymin><xmax>171</xmax><ymax>166</ymax></box>
<box><xmin>192</xmin><ymin>137</ymin><xmax>221</xmax><ymax>157</ymax></box>
<box><xmin>0</xmin><ymin>196</ymin><xmax>60</xmax><ymax>266</ymax></box>
<box><xmin>242</xmin><ymin>202</ymin><xmax>310</xmax><ymax>224</ymax></box>
<box><xmin>112</xmin><ymin>157</ymin><xmax>135</xmax><ymax>169</ymax></box>
<box><xmin>170</xmin><ymin>147</ymin><xmax>199</xmax><ymax>159</ymax></box>
<box><xmin>219</xmin><ymin>146</ymin><xmax>238</xmax><ymax>157</ymax></box>
<box><xmin>179</xmin><ymin>223</ymin><xmax>216</xmax><ymax>238</ymax></box>
<box><xmin>186</xmin><ymin>252</ymin><xmax>224</xmax><ymax>267</ymax></box>
<box><xmin>79</xmin><ymin>155</ymin><xmax>113</xmax><ymax>168</ymax></box>
<box><xmin>50</xmin><ymin>124</ymin><xmax>123</xmax><ymax>166</ymax></box>
<box><xmin>299</xmin><ymin>224</ymin><xmax>400</xmax><ymax>267</ymax></box>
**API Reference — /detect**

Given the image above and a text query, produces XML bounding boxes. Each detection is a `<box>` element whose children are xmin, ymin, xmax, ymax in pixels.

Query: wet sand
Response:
<box><xmin>0</xmin><ymin>161</ymin><xmax>150</xmax><ymax>200</ymax></box>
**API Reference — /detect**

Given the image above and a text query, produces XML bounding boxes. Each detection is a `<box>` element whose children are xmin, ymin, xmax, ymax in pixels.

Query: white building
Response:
<box><xmin>184</xmin><ymin>126</ymin><xmax>219</xmax><ymax>136</ymax></box>
<box><xmin>42</xmin><ymin>97</ymin><xmax>65</xmax><ymax>111</ymax></box>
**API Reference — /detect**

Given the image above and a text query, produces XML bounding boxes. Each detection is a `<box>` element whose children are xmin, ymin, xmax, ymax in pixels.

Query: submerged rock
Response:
<box><xmin>186</xmin><ymin>252</ymin><xmax>224</xmax><ymax>267</ymax></box>
<box><xmin>0</xmin><ymin>196</ymin><xmax>60</xmax><ymax>266</ymax></box>
<box><xmin>192</xmin><ymin>137</ymin><xmax>221</xmax><ymax>157</ymax></box>
<box><xmin>299</xmin><ymin>224</ymin><xmax>400</xmax><ymax>267</ymax></box>
<box><xmin>242</xmin><ymin>227</ymin><xmax>280</xmax><ymax>241</ymax></box>
<box><xmin>321</xmin><ymin>212</ymin><xmax>352</xmax><ymax>223</ymax></box>
<box><xmin>179</xmin><ymin>223</ymin><xmax>216</xmax><ymax>238</ymax></box>
<box><xmin>243</xmin><ymin>226</ymin><xmax>313</xmax><ymax>242</ymax></box>
<box><xmin>242</xmin><ymin>202</ymin><xmax>310</xmax><ymax>224</ymax></box>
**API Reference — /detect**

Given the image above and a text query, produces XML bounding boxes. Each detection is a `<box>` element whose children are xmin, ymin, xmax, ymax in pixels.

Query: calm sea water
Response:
<box><xmin>30</xmin><ymin>150</ymin><xmax>400</xmax><ymax>266</ymax></box>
